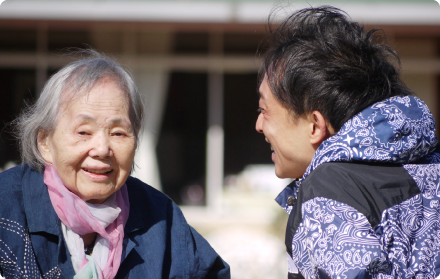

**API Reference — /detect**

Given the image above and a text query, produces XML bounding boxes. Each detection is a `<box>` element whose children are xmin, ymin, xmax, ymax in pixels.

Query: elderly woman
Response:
<box><xmin>0</xmin><ymin>53</ymin><xmax>229</xmax><ymax>279</ymax></box>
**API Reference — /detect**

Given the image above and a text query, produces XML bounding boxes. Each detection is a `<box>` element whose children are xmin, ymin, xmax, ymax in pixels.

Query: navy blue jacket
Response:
<box><xmin>0</xmin><ymin>164</ymin><xmax>230</xmax><ymax>278</ymax></box>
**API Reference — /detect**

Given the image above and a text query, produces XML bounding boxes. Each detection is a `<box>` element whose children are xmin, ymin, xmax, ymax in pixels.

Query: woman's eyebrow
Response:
<box><xmin>109</xmin><ymin>118</ymin><xmax>132</xmax><ymax>127</ymax></box>
<box><xmin>75</xmin><ymin>114</ymin><xmax>130</xmax><ymax>125</ymax></box>
<box><xmin>76</xmin><ymin>114</ymin><xmax>95</xmax><ymax>122</ymax></box>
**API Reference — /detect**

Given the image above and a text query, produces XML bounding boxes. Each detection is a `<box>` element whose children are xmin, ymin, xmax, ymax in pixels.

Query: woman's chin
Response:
<box><xmin>76</xmin><ymin>185</ymin><xmax>116</xmax><ymax>204</ymax></box>
<box><xmin>85</xmin><ymin>197</ymin><xmax>107</xmax><ymax>204</ymax></box>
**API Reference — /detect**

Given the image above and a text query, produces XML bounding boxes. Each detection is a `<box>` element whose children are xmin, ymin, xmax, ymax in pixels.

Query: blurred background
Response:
<box><xmin>0</xmin><ymin>0</ymin><xmax>439</xmax><ymax>277</ymax></box>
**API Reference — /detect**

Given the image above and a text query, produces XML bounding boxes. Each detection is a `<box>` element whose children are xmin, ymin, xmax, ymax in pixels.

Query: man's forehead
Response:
<box><xmin>258</xmin><ymin>78</ymin><xmax>271</xmax><ymax>103</ymax></box>
<box><xmin>258</xmin><ymin>91</ymin><xmax>268</xmax><ymax>105</ymax></box>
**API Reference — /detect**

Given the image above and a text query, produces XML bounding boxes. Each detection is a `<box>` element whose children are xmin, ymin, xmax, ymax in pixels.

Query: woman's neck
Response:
<box><xmin>82</xmin><ymin>232</ymin><xmax>97</xmax><ymax>248</ymax></box>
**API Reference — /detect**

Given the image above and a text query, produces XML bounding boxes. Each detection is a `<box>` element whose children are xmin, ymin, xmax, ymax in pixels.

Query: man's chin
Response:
<box><xmin>275</xmin><ymin>167</ymin><xmax>303</xmax><ymax>180</ymax></box>
<box><xmin>274</xmin><ymin>168</ymin><xmax>289</xmax><ymax>179</ymax></box>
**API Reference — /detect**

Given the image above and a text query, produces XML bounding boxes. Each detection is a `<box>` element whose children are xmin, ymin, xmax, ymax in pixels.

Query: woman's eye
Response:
<box><xmin>257</xmin><ymin>107</ymin><xmax>264</xmax><ymax>113</ymax></box>
<box><xmin>113</xmin><ymin>132</ymin><xmax>125</xmax><ymax>136</ymax></box>
<box><xmin>78</xmin><ymin>131</ymin><xmax>88</xmax><ymax>135</ymax></box>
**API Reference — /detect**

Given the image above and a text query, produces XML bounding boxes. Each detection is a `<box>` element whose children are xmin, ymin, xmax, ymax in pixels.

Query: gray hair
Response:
<box><xmin>15</xmin><ymin>50</ymin><xmax>144</xmax><ymax>172</ymax></box>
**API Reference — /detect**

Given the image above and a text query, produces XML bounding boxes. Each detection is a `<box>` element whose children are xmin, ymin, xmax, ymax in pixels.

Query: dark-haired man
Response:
<box><xmin>257</xmin><ymin>6</ymin><xmax>440</xmax><ymax>279</ymax></box>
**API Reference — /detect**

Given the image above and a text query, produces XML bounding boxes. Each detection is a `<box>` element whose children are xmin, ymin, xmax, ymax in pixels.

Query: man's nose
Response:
<box><xmin>255</xmin><ymin>113</ymin><xmax>264</xmax><ymax>134</ymax></box>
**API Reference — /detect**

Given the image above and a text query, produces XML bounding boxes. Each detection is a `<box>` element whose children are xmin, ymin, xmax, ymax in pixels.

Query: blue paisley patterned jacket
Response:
<box><xmin>276</xmin><ymin>96</ymin><xmax>440</xmax><ymax>279</ymax></box>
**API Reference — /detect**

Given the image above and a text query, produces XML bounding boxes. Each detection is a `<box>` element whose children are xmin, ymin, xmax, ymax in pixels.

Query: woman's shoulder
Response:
<box><xmin>0</xmin><ymin>165</ymin><xmax>30</xmax><ymax>238</ymax></box>
<box><xmin>124</xmin><ymin>176</ymin><xmax>188</xmax><ymax>234</ymax></box>
<box><xmin>125</xmin><ymin>176</ymin><xmax>171</xmax><ymax>201</ymax></box>
<box><xmin>0</xmin><ymin>164</ymin><xmax>27</xmax><ymax>191</ymax></box>
<box><xmin>0</xmin><ymin>164</ymin><xmax>46</xmax><ymax>218</ymax></box>
<box><xmin>125</xmin><ymin>176</ymin><xmax>176</xmax><ymax>213</ymax></box>
<box><xmin>0</xmin><ymin>164</ymin><xmax>30</xmax><ymax>203</ymax></box>
<box><xmin>121</xmin><ymin>176</ymin><xmax>231</xmax><ymax>278</ymax></box>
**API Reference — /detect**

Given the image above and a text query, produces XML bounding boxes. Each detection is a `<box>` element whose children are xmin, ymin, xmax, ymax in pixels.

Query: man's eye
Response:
<box><xmin>257</xmin><ymin>107</ymin><xmax>263</xmax><ymax>113</ymax></box>
<box><xmin>79</xmin><ymin>131</ymin><xmax>88</xmax><ymax>135</ymax></box>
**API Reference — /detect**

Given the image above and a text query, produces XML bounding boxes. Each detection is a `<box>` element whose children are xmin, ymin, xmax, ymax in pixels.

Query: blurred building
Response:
<box><xmin>0</xmin><ymin>1</ymin><xmax>439</xmax><ymax>278</ymax></box>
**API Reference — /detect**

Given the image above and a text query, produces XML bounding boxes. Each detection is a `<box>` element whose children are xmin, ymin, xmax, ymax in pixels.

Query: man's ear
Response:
<box><xmin>308</xmin><ymin>111</ymin><xmax>334</xmax><ymax>146</ymax></box>
<box><xmin>37</xmin><ymin>131</ymin><xmax>53</xmax><ymax>164</ymax></box>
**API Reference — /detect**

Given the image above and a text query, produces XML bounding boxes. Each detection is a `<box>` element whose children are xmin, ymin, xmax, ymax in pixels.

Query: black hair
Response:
<box><xmin>260</xmin><ymin>6</ymin><xmax>414</xmax><ymax>131</ymax></box>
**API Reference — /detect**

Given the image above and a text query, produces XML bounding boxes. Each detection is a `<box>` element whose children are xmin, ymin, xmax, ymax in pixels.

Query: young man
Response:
<box><xmin>256</xmin><ymin>6</ymin><xmax>440</xmax><ymax>279</ymax></box>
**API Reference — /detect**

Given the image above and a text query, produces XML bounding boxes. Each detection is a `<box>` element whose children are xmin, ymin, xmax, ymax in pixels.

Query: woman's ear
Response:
<box><xmin>308</xmin><ymin>111</ymin><xmax>334</xmax><ymax>146</ymax></box>
<box><xmin>37</xmin><ymin>131</ymin><xmax>53</xmax><ymax>163</ymax></box>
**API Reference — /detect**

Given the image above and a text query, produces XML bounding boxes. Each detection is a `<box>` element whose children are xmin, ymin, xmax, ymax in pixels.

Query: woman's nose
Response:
<box><xmin>255</xmin><ymin>113</ymin><xmax>264</xmax><ymax>134</ymax></box>
<box><xmin>89</xmin><ymin>134</ymin><xmax>113</xmax><ymax>158</ymax></box>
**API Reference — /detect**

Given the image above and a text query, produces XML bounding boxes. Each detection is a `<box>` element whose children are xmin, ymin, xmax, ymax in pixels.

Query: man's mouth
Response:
<box><xmin>265</xmin><ymin>138</ymin><xmax>274</xmax><ymax>153</ymax></box>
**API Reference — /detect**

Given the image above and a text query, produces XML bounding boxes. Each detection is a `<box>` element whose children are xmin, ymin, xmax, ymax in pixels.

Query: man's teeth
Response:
<box><xmin>85</xmin><ymin>169</ymin><xmax>112</xmax><ymax>174</ymax></box>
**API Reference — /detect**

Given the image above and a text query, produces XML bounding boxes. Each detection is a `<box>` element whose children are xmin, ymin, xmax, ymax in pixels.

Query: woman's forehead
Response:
<box><xmin>61</xmin><ymin>78</ymin><xmax>129</xmax><ymax>107</ymax></box>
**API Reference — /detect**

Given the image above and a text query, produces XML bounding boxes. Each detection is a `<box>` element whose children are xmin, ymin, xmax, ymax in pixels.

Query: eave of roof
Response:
<box><xmin>0</xmin><ymin>1</ymin><xmax>439</xmax><ymax>25</ymax></box>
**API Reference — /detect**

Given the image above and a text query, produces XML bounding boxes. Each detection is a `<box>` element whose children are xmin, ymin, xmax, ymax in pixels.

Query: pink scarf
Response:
<box><xmin>44</xmin><ymin>164</ymin><xmax>129</xmax><ymax>279</ymax></box>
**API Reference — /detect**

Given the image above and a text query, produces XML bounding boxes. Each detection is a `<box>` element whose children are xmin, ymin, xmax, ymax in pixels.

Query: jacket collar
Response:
<box><xmin>124</xmin><ymin>193</ymin><xmax>148</xmax><ymax>235</ymax></box>
<box><xmin>22</xmin><ymin>165</ymin><xmax>61</xmax><ymax>236</ymax></box>
<box><xmin>304</xmin><ymin>96</ymin><xmax>437</xmax><ymax>178</ymax></box>
<box><xmin>120</xmin><ymin>177</ymin><xmax>153</xmax><ymax>261</ymax></box>
<box><xmin>275</xmin><ymin>179</ymin><xmax>300</xmax><ymax>214</ymax></box>
<box><xmin>124</xmin><ymin>176</ymin><xmax>157</xmax><ymax>235</ymax></box>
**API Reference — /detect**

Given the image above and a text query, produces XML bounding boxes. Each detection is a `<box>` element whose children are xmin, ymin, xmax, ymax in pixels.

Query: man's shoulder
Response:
<box><xmin>304</xmin><ymin>161</ymin><xmax>418</xmax><ymax>194</ymax></box>
<box><xmin>302</xmin><ymin>162</ymin><xmax>420</xmax><ymax>227</ymax></box>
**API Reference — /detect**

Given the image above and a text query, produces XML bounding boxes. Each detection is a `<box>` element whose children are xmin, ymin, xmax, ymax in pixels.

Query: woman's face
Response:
<box><xmin>39</xmin><ymin>78</ymin><xmax>136</xmax><ymax>204</ymax></box>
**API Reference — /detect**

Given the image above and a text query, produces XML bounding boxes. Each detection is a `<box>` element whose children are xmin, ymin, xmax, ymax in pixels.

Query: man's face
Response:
<box><xmin>255</xmin><ymin>76</ymin><xmax>317</xmax><ymax>179</ymax></box>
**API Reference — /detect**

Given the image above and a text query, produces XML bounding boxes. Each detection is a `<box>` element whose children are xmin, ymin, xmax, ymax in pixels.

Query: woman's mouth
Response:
<box><xmin>82</xmin><ymin>168</ymin><xmax>113</xmax><ymax>180</ymax></box>
<box><xmin>83</xmin><ymin>168</ymin><xmax>113</xmax><ymax>174</ymax></box>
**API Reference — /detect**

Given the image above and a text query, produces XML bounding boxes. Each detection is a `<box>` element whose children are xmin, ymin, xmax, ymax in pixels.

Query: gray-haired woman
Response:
<box><xmin>0</xmin><ymin>52</ymin><xmax>230</xmax><ymax>279</ymax></box>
